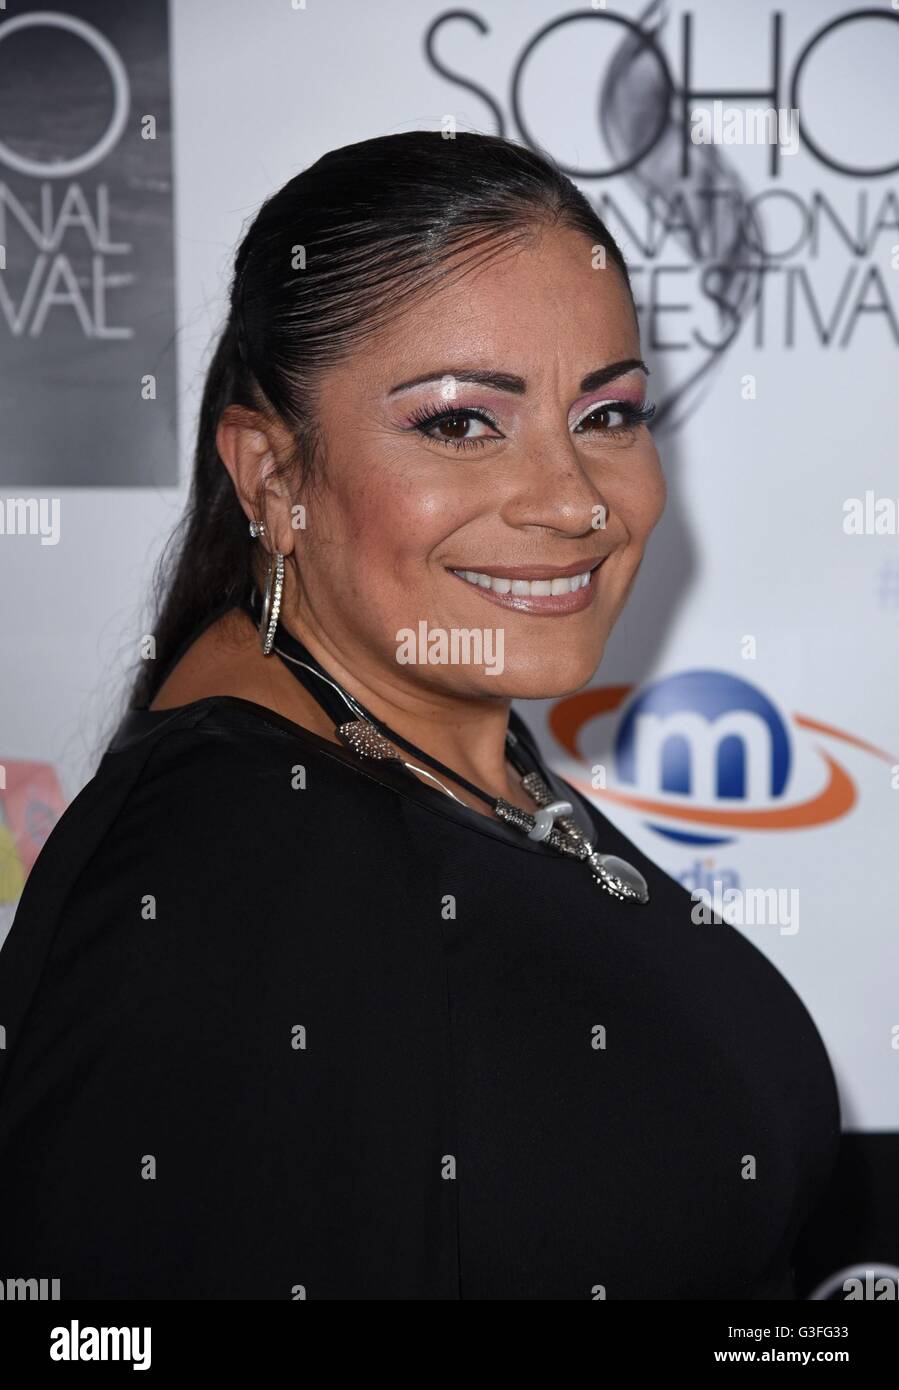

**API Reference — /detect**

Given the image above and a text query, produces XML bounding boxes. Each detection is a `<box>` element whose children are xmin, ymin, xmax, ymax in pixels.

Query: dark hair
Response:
<box><xmin>126</xmin><ymin>129</ymin><xmax>633</xmax><ymax>711</ymax></box>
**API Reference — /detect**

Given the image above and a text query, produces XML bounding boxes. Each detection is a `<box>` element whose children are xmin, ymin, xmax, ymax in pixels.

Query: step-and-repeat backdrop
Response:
<box><xmin>0</xmin><ymin>0</ymin><xmax>897</xmax><ymax>1297</ymax></box>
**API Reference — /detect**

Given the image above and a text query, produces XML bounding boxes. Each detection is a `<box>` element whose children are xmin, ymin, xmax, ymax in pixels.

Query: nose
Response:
<box><xmin>498</xmin><ymin>436</ymin><xmax>611</xmax><ymax>539</ymax></box>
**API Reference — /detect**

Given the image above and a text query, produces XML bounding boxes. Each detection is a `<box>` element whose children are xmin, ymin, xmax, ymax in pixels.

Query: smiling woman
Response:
<box><xmin>0</xmin><ymin>130</ymin><xmax>839</xmax><ymax>1300</ymax></box>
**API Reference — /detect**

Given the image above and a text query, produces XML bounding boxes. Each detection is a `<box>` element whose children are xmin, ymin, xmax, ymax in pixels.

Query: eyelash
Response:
<box><xmin>407</xmin><ymin>400</ymin><xmax>657</xmax><ymax>451</ymax></box>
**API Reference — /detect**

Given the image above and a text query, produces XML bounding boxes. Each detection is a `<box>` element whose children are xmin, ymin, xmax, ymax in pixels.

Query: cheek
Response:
<box><xmin>330</xmin><ymin>461</ymin><xmax>461</xmax><ymax>582</ymax></box>
<box><xmin>610</xmin><ymin>452</ymin><xmax>666</xmax><ymax>543</ymax></box>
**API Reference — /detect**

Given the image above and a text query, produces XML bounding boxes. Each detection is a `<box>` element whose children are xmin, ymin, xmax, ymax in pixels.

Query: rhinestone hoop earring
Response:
<box><xmin>259</xmin><ymin>550</ymin><xmax>285</xmax><ymax>655</ymax></box>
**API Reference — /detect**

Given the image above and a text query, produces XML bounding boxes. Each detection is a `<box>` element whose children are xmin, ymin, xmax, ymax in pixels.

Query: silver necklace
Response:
<box><xmin>273</xmin><ymin>642</ymin><xmax>649</xmax><ymax>905</ymax></box>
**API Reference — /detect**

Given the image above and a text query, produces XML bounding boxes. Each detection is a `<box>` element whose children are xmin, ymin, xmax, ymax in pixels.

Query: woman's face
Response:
<box><xmin>282</xmin><ymin>225</ymin><xmax>665</xmax><ymax>700</ymax></box>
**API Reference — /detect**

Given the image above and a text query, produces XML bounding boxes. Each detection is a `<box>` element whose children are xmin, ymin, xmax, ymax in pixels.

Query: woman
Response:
<box><xmin>0</xmin><ymin>131</ymin><xmax>839</xmax><ymax>1299</ymax></box>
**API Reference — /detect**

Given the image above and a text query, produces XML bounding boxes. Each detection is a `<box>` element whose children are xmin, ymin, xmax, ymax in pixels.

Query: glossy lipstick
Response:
<box><xmin>447</xmin><ymin>557</ymin><xmax>606</xmax><ymax>616</ymax></box>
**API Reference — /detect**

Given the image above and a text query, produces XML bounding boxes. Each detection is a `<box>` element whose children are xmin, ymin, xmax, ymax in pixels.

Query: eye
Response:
<box><xmin>573</xmin><ymin>400</ymin><xmax>657</xmax><ymax>436</ymax></box>
<box><xmin>408</xmin><ymin>404</ymin><xmax>502</xmax><ymax>451</ymax></box>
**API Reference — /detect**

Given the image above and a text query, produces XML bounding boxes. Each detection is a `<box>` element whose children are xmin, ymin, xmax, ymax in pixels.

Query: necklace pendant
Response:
<box><xmin>588</xmin><ymin>850</ymin><xmax>650</xmax><ymax>904</ymax></box>
<box><xmin>336</xmin><ymin>719</ymin><xmax>403</xmax><ymax>760</ymax></box>
<box><xmin>334</xmin><ymin>717</ymin><xmax>649</xmax><ymax>903</ymax></box>
<box><xmin>521</xmin><ymin>770</ymin><xmax>649</xmax><ymax>904</ymax></box>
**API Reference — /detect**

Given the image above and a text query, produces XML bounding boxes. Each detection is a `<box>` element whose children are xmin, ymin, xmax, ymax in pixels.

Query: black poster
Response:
<box><xmin>0</xmin><ymin>0</ymin><xmax>176</xmax><ymax>486</ymax></box>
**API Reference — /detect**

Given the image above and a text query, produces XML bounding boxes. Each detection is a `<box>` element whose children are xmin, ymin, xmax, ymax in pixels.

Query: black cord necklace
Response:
<box><xmin>245</xmin><ymin>589</ymin><xmax>649</xmax><ymax>904</ymax></box>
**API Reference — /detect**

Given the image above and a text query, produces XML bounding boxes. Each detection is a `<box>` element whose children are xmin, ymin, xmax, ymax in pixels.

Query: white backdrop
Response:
<box><xmin>1</xmin><ymin>0</ymin><xmax>897</xmax><ymax>1140</ymax></box>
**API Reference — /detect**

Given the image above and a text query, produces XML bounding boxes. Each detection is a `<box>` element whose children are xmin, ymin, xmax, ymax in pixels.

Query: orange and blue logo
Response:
<box><xmin>551</xmin><ymin>669</ymin><xmax>894</xmax><ymax>846</ymax></box>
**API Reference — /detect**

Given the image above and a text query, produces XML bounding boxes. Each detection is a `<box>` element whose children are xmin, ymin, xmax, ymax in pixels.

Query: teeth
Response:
<box><xmin>453</xmin><ymin>568</ymin><xmax>593</xmax><ymax>595</ymax></box>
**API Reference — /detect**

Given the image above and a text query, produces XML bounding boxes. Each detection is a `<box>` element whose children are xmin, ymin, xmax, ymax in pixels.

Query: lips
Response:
<box><xmin>451</xmin><ymin>558</ymin><xmax>604</xmax><ymax>581</ymax></box>
<box><xmin>447</xmin><ymin>557</ymin><xmax>606</xmax><ymax>616</ymax></box>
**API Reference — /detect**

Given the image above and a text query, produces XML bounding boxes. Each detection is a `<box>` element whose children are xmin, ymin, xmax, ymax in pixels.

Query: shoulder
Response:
<box><xmin>69</xmin><ymin>699</ymin><xmax>406</xmax><ymax>913</ymax></box>
<box><xmin>104</xmin><ymin>696</ymin><xmax>365</xmax><ymax>820</ymax></box>
<box><xmin>0</xmin><ymin>698</ymin><xmax>404</xmax><ymax>1113</ymax></box>
<box><xmin>0</xmin><ymin>701</ymin><xmax>382</xmax><ymax>1034</ymax></box>
<box><xmin>149</xmin><ymin>604</ymin><xmax>338</xmax><ymax>742</ymax></box>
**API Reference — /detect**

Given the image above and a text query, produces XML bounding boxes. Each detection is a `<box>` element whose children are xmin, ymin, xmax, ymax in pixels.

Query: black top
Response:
<box><xmin>0</xmin><ymin>596</ymin><xmax>841</xmax><ymax>1299</ymax></box>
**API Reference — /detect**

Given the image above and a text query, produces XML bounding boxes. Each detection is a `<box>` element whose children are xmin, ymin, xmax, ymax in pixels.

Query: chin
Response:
<box><xmin>480</xmin><ymin>644</ymin><xmax>606</xmax><ymax>701</ymax></box>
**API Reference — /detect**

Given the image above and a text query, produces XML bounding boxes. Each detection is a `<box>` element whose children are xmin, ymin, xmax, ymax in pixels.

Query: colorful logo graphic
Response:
<box><xmin>0</xmin><ymin>759</ymin><xmax>66</xmax><ymax>903</ymax></box>
<box><xmin>551</xmin><ymin>669</ymin><xmax>894</xmax><ymax>846</ymax></box>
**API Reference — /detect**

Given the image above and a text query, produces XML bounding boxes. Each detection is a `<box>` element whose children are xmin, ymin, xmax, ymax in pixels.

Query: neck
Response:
<box><xmin>279</xmin><ymin>603</ymin><xmax>520</xmax><ymax>803</ymax></box>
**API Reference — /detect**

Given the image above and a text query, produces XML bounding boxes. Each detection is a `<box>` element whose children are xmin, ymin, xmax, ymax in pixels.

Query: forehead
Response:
<box><xmin>325</xmin><ymin>225</ymin><xmax>639</xmax><ymax>397</ymax></box>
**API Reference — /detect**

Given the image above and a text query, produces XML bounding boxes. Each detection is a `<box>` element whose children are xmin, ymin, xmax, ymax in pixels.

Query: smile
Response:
<box><xmin>447</xmin><ymin>559</ymin><xmax>605</xmax><ymax>615</ymax></box>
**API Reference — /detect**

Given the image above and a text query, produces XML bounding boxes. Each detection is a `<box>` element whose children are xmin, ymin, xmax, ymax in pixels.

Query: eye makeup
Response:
<box><xmin>570</xmin><ymin>398</ymin><xmax>657</xmax><ymax>435</ymax></box>
<box><xmin>406</xmin><ymin>401</ymin><xmax>503</xmax><ymax>451</ymax></box>
<box><xmin>403</xmin><ymin>396</ymin><xmax>656</xmax><ymax>452</ymax></box>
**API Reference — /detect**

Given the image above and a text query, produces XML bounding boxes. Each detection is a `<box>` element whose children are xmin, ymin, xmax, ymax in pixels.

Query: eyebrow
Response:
<box><xmin>387</xmin><ymin>358</ymin><xmax>649</xmax><ymax>396</ymax></box>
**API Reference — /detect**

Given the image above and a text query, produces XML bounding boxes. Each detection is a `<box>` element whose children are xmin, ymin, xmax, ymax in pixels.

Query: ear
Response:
<box><xmin>216</xmin><ymin>405</ymin><xmax>299</xmax><ymax>556</ymax></box>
